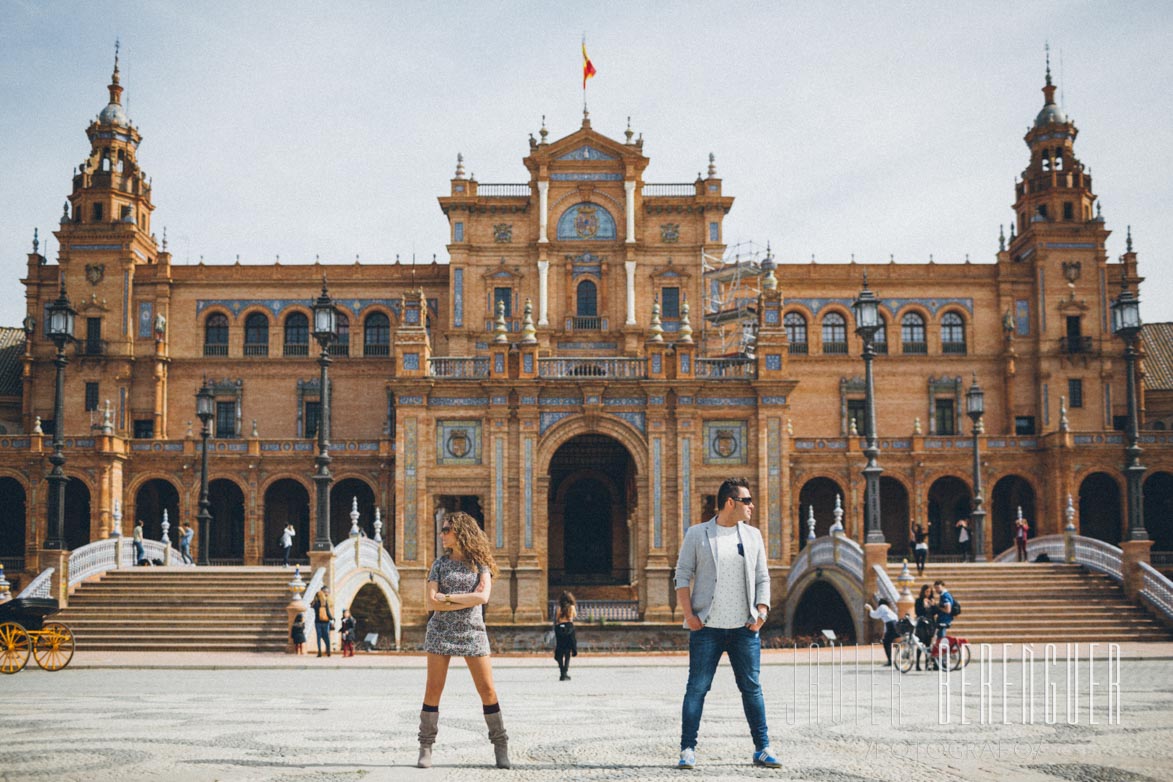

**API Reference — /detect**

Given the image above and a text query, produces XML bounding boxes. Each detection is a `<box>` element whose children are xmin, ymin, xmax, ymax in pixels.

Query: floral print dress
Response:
<box><xmin>424</xmin><ymin>555</ymin><xmax>490</xmax><ymax>656</ymax></box>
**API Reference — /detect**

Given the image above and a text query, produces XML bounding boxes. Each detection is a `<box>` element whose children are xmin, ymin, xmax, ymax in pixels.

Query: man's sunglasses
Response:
<box><xmin>731</xmin><ymin>496</ymin><xmax>754</xmax><ymax>505</ymax></box>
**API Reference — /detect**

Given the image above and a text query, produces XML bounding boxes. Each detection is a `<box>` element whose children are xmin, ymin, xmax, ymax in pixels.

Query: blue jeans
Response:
<box><xmin>681</xmin><ymin>626</ymin><xmax>769</xmax><ymax>752</ymax></box>
<box><xmin>134</xmin><ymin>541</ymin><xmax>145</xmax><ymax>563</ymax></box>
<box><xmin>315</xmin><ymin>621</ymin><xmax>332</xmax><ymax>653</ymax></box>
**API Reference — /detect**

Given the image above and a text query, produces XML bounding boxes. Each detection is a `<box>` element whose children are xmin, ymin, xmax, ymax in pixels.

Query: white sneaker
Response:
<box><xmin>677</xmin><ymin>748</ymin><xmax>696</xmax><ymax>769</ymax></box>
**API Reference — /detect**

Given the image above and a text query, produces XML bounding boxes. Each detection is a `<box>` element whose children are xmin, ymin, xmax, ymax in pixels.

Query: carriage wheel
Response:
<box><xmin>0</xmin><ymin>622</ymin><xmax>31</xmax><ymax>674</ymax></box>
<box><xmin>33</xmin><ymin>622</ymin><xmax>75</xmax><ymax>671</ymax></box>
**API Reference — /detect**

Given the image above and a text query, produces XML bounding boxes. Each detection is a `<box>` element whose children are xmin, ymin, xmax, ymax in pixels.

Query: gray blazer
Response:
<box><xmin>674</xmin><ymin>518</ymin><xmax>771</xmax><ymax>627</ymax></box>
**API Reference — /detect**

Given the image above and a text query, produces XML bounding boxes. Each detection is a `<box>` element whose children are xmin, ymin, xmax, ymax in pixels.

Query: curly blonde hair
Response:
<box><xmin>444</xmin><ymin>512</ymin><xmax>499</xmax><ymax>577</ymax></box>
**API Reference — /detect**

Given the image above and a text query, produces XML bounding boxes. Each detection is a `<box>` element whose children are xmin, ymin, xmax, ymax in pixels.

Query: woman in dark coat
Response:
<box><xmin>553</xmin><ymin>591</ymin><xmax>578</xmax><ymax>681</ymax></box>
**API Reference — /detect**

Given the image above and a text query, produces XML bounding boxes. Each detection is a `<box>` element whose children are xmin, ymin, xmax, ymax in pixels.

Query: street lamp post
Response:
<box><xmin>195</xmin><ymin>380</ymin><xmax>214</xmax><ymax>565</ymax></box>
<box><xmin>852</xmin><ymin>275</ymin><xmax>884</xmax><ymax>543</ymax></box>
<box><xmin>311</xmin><ymin>279</ymin><xmax>337</xmax><ymax>552</ymax></box>
<box><xmin>966</xmin><ymin>373</ymin><xmax>987</xmax><ymax>561</ymax></box>
<box><xmin>44</xmin><ymin>283</ymin><xmax>76</xmax><ymax>550</ymax></box>
<box><xmin>1112</xmin><ymin>284</ymin><xmax>1146</xmax><ymax>541</ymax></box>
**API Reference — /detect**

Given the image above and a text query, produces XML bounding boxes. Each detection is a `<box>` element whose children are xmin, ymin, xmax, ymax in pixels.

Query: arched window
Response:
<box><xmin>822</xmin><ymin>312</ymin><xmax>847</xmax><ymax>354</ymax></box>
<box><xmin>901</xmin><ymin>313</ymin><xmax>926</xmax><ymax>354</ymax></box>
<box><xmin>331</xmin><ymin>313</ymin><xmax>350</xmax><ymax>357</ymax></box>
<box><xmin>364</xmin><ymin>312</ymin><xmax>391</xmax><ymax>356</ymax></box>
<box><xmin>573</xmin><ymin>280</ymin><xmax>599</xmax><ymax>329</ymax></box>
<box><xmin>284</xmin><ymin>313</ymin><xmax>309</xmax><ymax>357</ymax></box>
<box><xmin>784</xmin><ymin>312</ymin><xmax>808</xmax><ymax>354</ymax></box>
<box><xmin>204</xmin><ymin>313</ymin><xmax>228</xmax><ymax>356</ymax></box>
<box><xmin>941</xmin><ymin>312</ymin><xmax>966</xmax><ymax>354</ymax></box>
<box><xmin>873</xmin><ymin>316</ymin><xmax>889</xmax><ymax>354</ymax></box>
<box><xmin>244</xmin><ymin>313</ymin><xmax>269</xmax><ymax>356</ymax></box>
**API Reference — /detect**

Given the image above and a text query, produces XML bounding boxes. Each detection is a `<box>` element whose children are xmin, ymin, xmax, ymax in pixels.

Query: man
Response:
<box><xmin>281</xmin><ymin>523</ymin><xmax>295</xmax><ymax>567</ymax></box>
<box><xmin>311</xmin><ymin>586</ymin><xmax>334</xmax><ymax>657</ymax></box>
<box><xmin>133</xmin><ymin>520</ymin><xmax>145</xmax><ymax>565</ymax></box>
<box><xmin>932</xmin><ymin>580</ymin><xmax>954</xmax><ymax>640</ymax></box>
<box><xmin>179</xmin><ymin>523</ymin><xmax>194</xmax><ymax>565</ymax></box>
<box><xmin>674</xmin><ymin>477</ymin><xmax>779</xmax><ymax>770</ymax></box>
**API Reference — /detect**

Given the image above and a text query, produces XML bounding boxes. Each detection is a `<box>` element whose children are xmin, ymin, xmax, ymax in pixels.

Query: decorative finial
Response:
<box><xmin>493</xmin><ymin>300</ymin><xmax>509</xmax><ymax>344</ymax></box>
<box><xmin>349</xmin><ymin>496</ymin><xmax>361</xmax><ymax>538</ymax></box>
<box><xmin>1095</xmin><ymin>202</ymin><xmax>1103</xmax><ymax>221</ymax></box>
<box><xmin>32</xmin><ymin>228</ymin><xmax>39</xmax><ymax>254</ymax></box>
<box><xmin>1044</xmin><ymin>42</ymin><xmax>1052</xmax><ymax>87</ymax></box>
<box><xmin>648</xmin><ymin>297</ymin><xmax>664</xmax><ymax>343</ymax></box>
<box><xmin>830</xmin><ymin>495</ymin><xmax>844</xmax><ymax>535</ymax></box>
<box><xmin>455</xmin><ymin>152</ymin><xmax>465</xmax><ymax>178</ymax></box>
<box><xmin>999</xmin><ymin>224</ymin><xmax>1005</xmax><ymax>251</ymax></box>
<box><xmin>1064</xmin><ymin>494</ymin><xmax>1076</xmax><ymax>532</ymax></box>
<box><xmin>539</xmin><ymin>115</ymin><xmax>548</xmax><ymax>141</ymax></box>
<box><xmin>625</xmin><ymin>116</ymin><xmax>633</xmax><ymax>143</ymax></box>
<box><xmin>806</xmin><ymin>505</ymin><xmax>817</xmax><ymax>541</ymax></box>
<box><xmin>761</xmin><ymin>242</ymin><xmax>778</xmax><ymax>291</ymax></box>
<box><xmin>786</xmin><ymin>417</ymin><xmax>794</xmax><ymax>436</ymax></box>
<box><xmin>1059</xmin><ymin>395</ymin><xmax>1069</xmax><ymax>432</ymax></box>
<box><xmin>162</xmin><ymin>226</ymin><xmax>168</xmax><ymax>251</ymax></box>
<box><xmin>1009</xmin><ymin>222</ymin><xmax>1016</xmax><ymax>241</ymax></box>
<box><xmin>913</xmin><ymin>416</ymin><xmax>922</xmax><ymax>435</ymax></box>
<box><xmin>520</xmin><ymin>298</ymin><xmax>537</xmax><ymax>344</ymax></box>
<box><xmin>251</xmin><ymin>418</ymin><xmax>258</xmax><ymax>437</ymax></box>
<box><xmin>678</xmin><ymin>295</ymin><xmax>693</xmax><ymax>343</ymax></box>
<box><xmin>321</xmin><ymin>275</ymin><xmax>329</xmax><ymax>297</ymax></box>
<box><xmin>849</xmin><ymin>418</ymin><xmax>858</xmax><ymax>436</ymax></box>
<box><xmin>862</xmin><ymin>269</ymin><xmax>870</xmax><ymax>289</ymax></box>
<box><xmin>33</xmin><ymin>415</ymin><xmax>43</xmax><ymax>435</ymax></box>
<box><xmin>113</xmin><ymin>39</ymin><xmax>121</xmax><ymax>85</ymax></box>
<box><xmin>61</xmin><ymin>202</ymin><xmax>70</xmax><ymax>225</ymax></box>
<box><xmin>1126</xmin><ymin>225</ymin><xmax>1133</xmax><ymax>253</ymax></box>
<box><xmin>373</xmin><ymin>507</ymin><xmax>383</xmax><ymax>543</ymax></box>
<box><xmin>707</xmin><ymin>152</ymin><xmax>717</xmax><ymax>177</ymax></box>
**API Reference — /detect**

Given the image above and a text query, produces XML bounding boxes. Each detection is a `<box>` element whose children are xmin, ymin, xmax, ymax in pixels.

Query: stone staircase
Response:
<box><xmin>55</xmin><ymin>567</ymin><xmax>293</xmax><ymax>652</ymax></box>
<box><xmin>886</xmin><ymin>562</ymin><xmax>1173</xmax><ymax>644</ymax></box>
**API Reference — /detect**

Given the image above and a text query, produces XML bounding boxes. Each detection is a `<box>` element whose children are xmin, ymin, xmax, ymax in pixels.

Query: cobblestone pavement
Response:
<box><xmin>3</xmin><ymin>651</ymin><xmax>1172</xmax><ymax>782</ymax></box>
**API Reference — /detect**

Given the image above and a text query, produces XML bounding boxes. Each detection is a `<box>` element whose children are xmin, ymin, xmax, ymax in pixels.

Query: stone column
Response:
<box><xmin>538</xmin><ymin>180</ymin><xmax>549</xmax><ymax>244</ymax></box>
<box><xmin>624</xmin><ymin>261</ymin><xmax>637</xmax><ymax>326</ymax></box>
<box><xmin>537</xmin><ymin>260</ymin><xmax>549</xmax><ymax>326</ymax></box>
<box><xmin>624</xmin><ymin>180</ymin><xmax>636</xmax><ymax>243</ymax></box>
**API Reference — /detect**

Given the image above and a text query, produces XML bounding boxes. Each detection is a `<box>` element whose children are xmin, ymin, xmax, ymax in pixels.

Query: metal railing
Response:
<box><xmin>787</xmin><ymin>533</ymin><xmax>864</xmax><ymax>592</ymax></box>
<box><xmin>695</xmin><ymin>357</ymin><xmax>756</xmax><ymax>379</ymax></box>
<box><xmin>873</xmin><ymin>341</ymin><xmax>888</xmax><ymax>355</ymax></box>
<box><xmin>539</xmin><ymin>357</ymin><xmax>647</xmax><ymax>379</ymax></box>
<box><xmin>901</xmin><ymin>342</ymin><xmax>927</xmax><ymax>354</ymax></box>
<box><xmin>643</xmin><ymin>183</ymin><xmax>696</xmax><ymax>197</ymax></box>
<box><xmin>329</xmin><ymin>343</ymin><xmax>350</xmax><ymax>357</ymax></box>
<box><xmin>788</xmin><ymin>342</ymin><xmax>808</xmax><ymax>355</ymax></box>
<box><xmin>569</xmin><ymin>316</ymin><xmax>602</xmax><ymax>331</ymax></box>
<box><xmin>204</xmin><ymin>344</ymin><xmax>228</xmax><ymax>357</ymax></box>
<box><xmin>1060</xmin><ymin>336</ymin><xmax>1094</xmax><ymax>354</ymax></box>
<box><xmin>17</xmin><ymin>568</ymin><xmax>53</xmax><ymax>599</ymax></box>
<box><xmin>430</xmin><ymin>357</ymin><xmax>491</xmax><ymax>378</ymax></box>
<box><xmin>942</xmin><ymin>341</ymin><xmax>967</xmax><ymax>355</ymax></box>
<box><xmin>822</xmin><ymin>341</ymin><xmax>848</xmax><ymax>355</ymax></box>
<box><xmin>243</xmin><ymin>344</ymin><xmax>269</xmax><ymax>357</ymax></box>
<box><xmin>548</xmin><ymin>599</ymin><xmax>639</xmax><ymax>622</ymax></box>
<box><xmin>477</xmin><ymin>183</ymin><xmax>530</xmax><ymax>197</ymax></box>
<box><xmin>363</xmin><ymin>343</ymin><xmax>391</xmax><ymax>357</ymax></box>
<box><xmin>84</xmin><ymin>339</ymin><xmax>107</xmax><ymax>356</ymax></box>
<box><xmin>1139</xmin><ymin>562</ymin><xmax>1173</xmax><ymax>623</ymax></box>
<box><xmin>0</xmin><ymin>557</ymin><xmax>24</xmax><ymax>573</ymax></box>
<box><xmin>284</xmin><ymin>343</ymin><xmax>309</xmax><ymax>357</ymax></box>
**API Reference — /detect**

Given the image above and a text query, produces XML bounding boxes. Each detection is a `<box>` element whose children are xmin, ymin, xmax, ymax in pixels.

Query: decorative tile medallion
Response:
<box><xmin>703</xmin><ymin>420</ymin><xmax>748</xmax><ymax>465</ymax></box>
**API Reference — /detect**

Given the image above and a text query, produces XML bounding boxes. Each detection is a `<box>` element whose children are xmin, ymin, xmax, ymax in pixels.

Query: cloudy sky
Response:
<box><xmin>2</xmin><ymin>2</ymin><xmax>1170</xmax><ymax>328</ymax></box>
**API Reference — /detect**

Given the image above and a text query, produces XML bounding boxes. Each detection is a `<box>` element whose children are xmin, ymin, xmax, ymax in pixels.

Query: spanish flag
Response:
<box><xmin>582</xmin><ymin>41</ymin><xmax>597</xmax><ymax>89</ymax></box>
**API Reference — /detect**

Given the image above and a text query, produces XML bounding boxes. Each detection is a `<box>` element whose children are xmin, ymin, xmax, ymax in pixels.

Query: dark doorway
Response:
<box><xmin>1144</xmin><ymin>472</ymin><xmax>1173</xmax><ymax>552</ymax></box>
<box><xmin>208</xmin><ymin>479</ymin><xmax>245</xmax><ymax>562</ymax></box>
<box><xmin>927</xmin><ymin>476</ymin><xmax>972</xmax><ymax>556</ymax></box>
<box><xmin>992</xmin><ymin>475</ymin><xmax>1036</xmax><ymax>557</ymax></box>
<box><xmin>349</xmin><ymin>582</ymin><xmax>397</xmax><ymax>651</ymax></box>
<box><xmin>0</xmin><ymin>478</ymin><xmax>27</xmax><ymax>566</ymax></box>
<box><xmin>1079</xmin><ymin>472</ymin><xmax>1122</xmax><ymax>545</ymax></box>
<box><xmin>264</xmin><ymin>479</ymin><xmax>310</xmax><ymax>562</ymax></box>
<box><xmin>64</xmin><ymin>477</ymin><xmax>91</xmax><ymax>551</ymax></box>
<box><xmin>548</xmin><ymin>434</ymin><xmax>635</xmax><ymax>587</ymax></box>
<box><xmin>881</xmin><ymin>477</ymin><xmax>910</xmax><ymax>554</ymax></box>
<box><xmin>792</xmin><ymin>580</ymin><xmax>855</xmax><ymax>644</ymax></box>
<box><xmin>331</xmin><ymin>478</ymin><xmax>376</xmax><ymax>543</ymax></box>
<box><xmin>797</xmin><ymin>477</ymin><xmax>843</xmax><ymax>549</ymax></box>
<box><xmin>134</xmin><ymin>479</ymin><xmax>180</xmax><ymax>543</ymax></box>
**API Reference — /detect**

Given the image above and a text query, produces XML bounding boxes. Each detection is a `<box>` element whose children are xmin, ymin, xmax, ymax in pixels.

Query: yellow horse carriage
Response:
<box><xmin>0</xmin><ymin>597</ymin><xmax>76</xmax><ymax>673</ymax></box>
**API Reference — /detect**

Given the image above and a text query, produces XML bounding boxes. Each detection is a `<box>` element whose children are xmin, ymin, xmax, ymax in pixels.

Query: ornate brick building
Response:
<box><xmin>3</xmin><ymin>56</ymin><xmax>1172</xmax><ymax>626</ymax></box>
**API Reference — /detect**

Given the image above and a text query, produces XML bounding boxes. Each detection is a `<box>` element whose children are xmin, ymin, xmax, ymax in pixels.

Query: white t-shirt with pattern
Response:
<box><xmin>705</xmin><ymin>523</ymin><xmax>749</xmax><ymax>629</ymax></box>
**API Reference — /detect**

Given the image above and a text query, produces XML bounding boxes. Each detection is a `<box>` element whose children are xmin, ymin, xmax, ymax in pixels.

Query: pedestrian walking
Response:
<box><xmin>133</xmin><ymin>520</ymin><xmax>145</xmax><ymax>565</ymax></box>
<box><xmin>865</xmin><ymin>598</ymin><xmax>900</xmax><ymax>666</ymax></box>
<box><xmin>553</xmin><ymin>591</ymin><xmax>578</xmax><ymax>681</ymax></box>
<box><xmin>912</xmin><ymin>524</ymin><xmax>928</xmax><ymax>575</ymax></box>
<box><xmin>417</xmin><ymin>511</ymin><xmax>510</xmax><ymax>769</ymax></box>
<box><xmin>179</xmin><ymin>523</ymin><xmax>194</xmax><ymax>565</ymax></box>
<box><xmin>1015</xmin><ymin>516</ymin><xmax>1030</xmax><ymax>562</ymax></box>
<box><xmin>290</xmin><ymin>613</ymin><xmax>307</xmax><ymax>655</ymax></box>
<box><xmin>956</xmin><ymin>518</ymin><xmax>972</xmax><ymax>562</ymax></box>
<box><xmin>311</xmin><ymin>586</ymin><xmax>334</xmax><ymax>657</ymax></box>
<box><xmin>340</xmin><ymin>609</ymin><xmax>356</xmax><ymax>657</ymax></box>
<box><xmin>281</xmin><ymin>523</ymin><xmax>296</xmax><ymax>567</ymax></box>
<box><xmin>673</xmin><ymin>477</ymin><xmax>779</xmax><ymax>770</ymax></box>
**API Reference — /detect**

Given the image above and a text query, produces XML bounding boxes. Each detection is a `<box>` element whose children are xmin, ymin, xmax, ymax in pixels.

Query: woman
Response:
<box><xmin>281</xmin><ymin>523</ymin><xmax>295</xmax><ymax>567</ymax></box>
<box><xmin>339</xmin><ymin>609</ymin><xmax>356</xmax><ymax>657</ymax></box>
<box><xmin>864</xmin><ymin>598</ymin><xmax>899</xmax><ymax>666</ymax></box>
<box><xmin>417</xmin><ymin>512</ymin><xmax>509</xmax><ymax>769</ymax></box>
<box><xmin>1015</xmin><ymin>517</ymin><xmax>1030</xmax><ymax>562</ymax></box>
<box><xmin>914</xmin><ymin>584</ymin><xmax>935</xmax><ymax>671</ymax></box>
<box><xmin>553</xmin><ymin>591</ymin><xmax>578</xmax><ymax>681</ymax></box>
<box><xmin>912</xmin><ymin>524</ymin><xmax>929</xmax><ymax>575</ymax></box>
<box><xmin>956</xmin><ymin>518</ymin><xmax>971</xmax><ymax>563</ymax></box>
<box><xmin>179</xmin><ymin>523</ymin><xmax>194</xmax><ymax>565</ymax></box>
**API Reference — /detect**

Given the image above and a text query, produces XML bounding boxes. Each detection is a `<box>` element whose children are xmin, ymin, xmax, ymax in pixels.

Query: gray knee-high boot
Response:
<box><xmin>483</xmin><ymin>711</ymin><xmax>511</xmax><ymax>769</ymax></box>
<box><xmin>417</xmin><ymin>710</ymin><xmax>439</xmax><ymax>768</ymax></box>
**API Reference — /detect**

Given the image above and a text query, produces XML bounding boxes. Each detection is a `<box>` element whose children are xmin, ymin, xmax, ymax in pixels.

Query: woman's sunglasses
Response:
<box><xmin>440</xmin><ymin>526</ymin><xmax>453</xmax><ymax>533</ymax></box>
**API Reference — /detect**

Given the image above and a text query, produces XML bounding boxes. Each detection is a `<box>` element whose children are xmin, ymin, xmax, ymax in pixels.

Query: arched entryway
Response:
<box><xmin>1144</xmin><ymin>472</ymin><xmax>1173</xmax><ymax>552</ymax></box>
<box><xmin>548</xmin><ymin>434</ymin><xmax>635</xmax><ymax>587</ymax></box>
<box><xmin>0</xmin><ymin>478</ymin><xmax>27</xmax><ymax>566</ymax></box>
<box><xmin>927</xmin><ymin>476</ymin><xmax>971</xmax><ymax>556</ymax></box>
<box><xmin>331</xmin><ymin>478</ymin><xmax>376</xmax><ymax>543</ymax></box>
<box><xmin>208</xmin><ymin>479</ymin><xmax>245</xmax><ymax>562</ymax></box>
<box><xmin>1079</xmin><ymin>472</ymin><xmax>1122</xmax><ymax>545</ymax></box>
<box><xmin>134</xmin><ymin>479</ymin><xmax>180</xmax><ymax>542</ymax></box>
<box><xmin>797</xmin><ymin>477</ymin><xmax>842</xmax><ymax>548</ymax></box>
<box><xmin>791</xmin><ymin>580</ymin><xmax>856</xmax><ymax>644</ymax></box>
<box><xmin>348</xmin><ymin>582</ymin><xmax>396</xmax><ymax>651</ymax></box>
<box><xmin>881</xmin><ymin>477</ymin><xmax>910</xmax><ymax>554</ymax></box>
<box><xmin>264</xmin><ymin>479</ymin><xmax>310</xmax><ymax>563</ymax></box>
<box><xmin>64</xmin><ymin>477</ymin><xmax>91</xmax><ymax>551</ymax></box>
<box><xmin>992</xmin><ymin>475</ymin><xmax>1036</xmax><ymax>556</ymax></box>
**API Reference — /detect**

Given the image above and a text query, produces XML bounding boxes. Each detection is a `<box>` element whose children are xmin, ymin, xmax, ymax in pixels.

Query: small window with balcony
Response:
<box><xmin>85</xmin><ymin>382</ymin><xmax>99</xmax><ymax>412</ymax></box>
<box><xmin>364</xmin><ymin>312</ymin><xmax>391</xmax><ymax>356</ymax></box>
<box><xmin>574</xmin><ymin>280</ymin><xmax>599</xmax><ymax>330</ymax></box>
<box><xmin>284</xmin><ymin>313</ymin><xmax>309</xmax><ymax>356</ymax></box>
<box><xmin>660</xmin><ymin>287</ymin><xmax>680</xmax><ymax>319</ymax></box>
<box><xmin>901</xmin><ymin>313</ymin><xmax>926</xmax><ymax>354</ymax></box>
<box><xmin>1068</xmin><ymin>378</ymin><xmax>1084</xmax><ymax>408</ymax></box>
<box><xmin>1062</xmin><ymin>316</ymin><xmax>1089</xmax><ymax>354</ymax></box>
<box><xmin>85</xmin><ymin>317</ymin><xmax>104</xmax><ymax>355</ymax></box>
<box><xmin>244</xmin><ymin>313</ymin><xmax>269</xmax><ymax>357</ymax></box>
<box><xmin>215</xmin><ymin>400</ymin><xmax>237</xmax><ymax>438</ymax></box>
<box><xmin>941</xmin><ymin>312</ymin><xmax>966</xmax><ymax>354</ymax></box>
<box><xmin>821</xmin><ymin>312</ymin><xmax>847</xmax><ymax>354</ymax></box>
<box><xmin>935</xmin><ymin>398</ymin><xmax>956</xmax><ymax>436</ymax></box>
<box><xmin>784</xmin><ymin>312</ymin><xmax>808</xmax><ymax>354</ymax></box>
<box><xmin>330</xmin><ymin>313</ymin><xmax>350</xmax><ymax>357</ymax></box>
<box><xmin>204</xmin><ymin>313</ymin><xmax>229</xmax><ymax>356</ymax></box>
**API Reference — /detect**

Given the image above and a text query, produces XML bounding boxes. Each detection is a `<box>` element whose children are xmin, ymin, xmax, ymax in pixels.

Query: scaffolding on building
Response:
<box><xmin>701</xmin><ymin>240</ymin><xmax>770</xmax><ymax>358</ymax></box>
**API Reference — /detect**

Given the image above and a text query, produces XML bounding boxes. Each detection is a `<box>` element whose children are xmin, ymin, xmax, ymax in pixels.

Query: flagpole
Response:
<box><xmin>582</xmin><ymin>33</ymin><xmax>587</xmax><ymax>114</ymax></box>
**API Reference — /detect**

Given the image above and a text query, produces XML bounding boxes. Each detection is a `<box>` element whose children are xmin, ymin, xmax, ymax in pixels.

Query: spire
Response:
<box><xmin>1126</xmin><ymin>225</ymin><xmax>1133</xmax><ymax>253</ymax></box>
<box><xmin>707</xmin><ymin>152</ymin><xmax>717</xmax><ymax>177</ymax></box>
<box><xmin>677</xmin><ymin>295</ymin><xmax>693</xmax><ymax>343</ymax></box>
<box><xmin>454</xmin><ymin>153</ymin><xmax>465</xmax><ymax>178</ymax></box>
<box><xmin>98</xmin><ymin>39</ymin><xmax>129</xmax><ymax>126</ymax></box>
<box><xmin>647</xmin><ymin>297</ymin><xmax>664</xmax><ymax>343</ymax></box>
<box><xmin>520</xmin><ymin>298</ymin><xmax>537</xmax><ymax>344</ymax></box>
<box><xmin>998</xmin><ymin>224</ymin><xmax>1005</xmax><ymax>251</ymax></box>
<box><xmin>32</xmin><ymin>227</ymin><xmax>39</xmax><ymax>254</ymax></box>
<box><xmin>113</xmin><ymin>39</ymin><xmax>121</xmax><ymax>86</ymax></box>
<box><xmin>1042</xmin><ymin>42</ymin><xmax>1056</xmax><ymax>105</ymax></box>
<box><xmin>108</xmin><ymin>39</ymin><xmax>123</xmax><ymax>104</ymax></box>
<box><xmin>493</xmin><ymin>300</ymin><xmax>509</xmax><ymax>344</ymax></box>
<box><xmin>761</xmin><ymin>241</ymin><xmax>778</xmax><ymax>291</ymax></box>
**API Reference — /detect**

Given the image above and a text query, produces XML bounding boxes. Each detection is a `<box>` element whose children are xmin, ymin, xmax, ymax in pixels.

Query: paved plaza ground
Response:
<box><xmin>3</xmin><ymin>646</ymin><xmax>1173</xmax><ymax>782</ymax></box>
